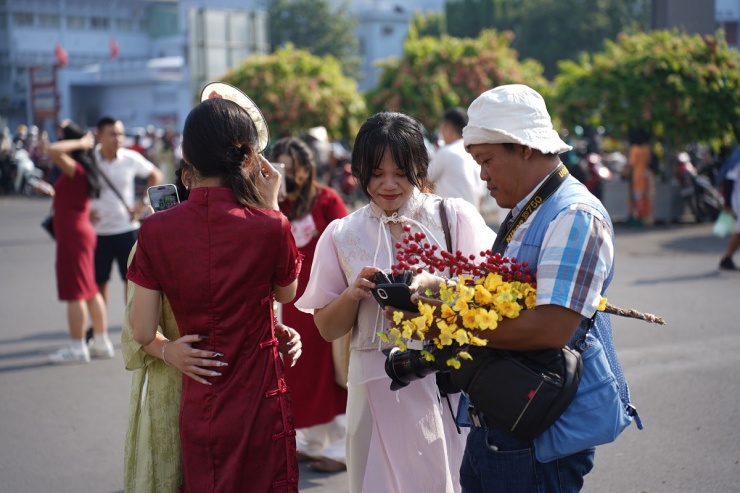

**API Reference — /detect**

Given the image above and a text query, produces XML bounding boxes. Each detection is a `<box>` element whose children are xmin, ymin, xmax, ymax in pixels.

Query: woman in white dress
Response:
<box><xmin>296</xmin><ymin>112</ymin><xmax>496</xmax><ymax>493</ymax></box>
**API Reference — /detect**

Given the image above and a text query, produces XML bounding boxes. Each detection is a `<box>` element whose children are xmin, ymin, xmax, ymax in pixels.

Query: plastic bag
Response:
<box><xmin>713</xmin><ymin>211</ymin><xmax>734</xmax><ymax>238</ymax></box>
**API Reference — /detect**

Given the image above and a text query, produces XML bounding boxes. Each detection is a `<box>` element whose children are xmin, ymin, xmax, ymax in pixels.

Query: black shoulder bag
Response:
<box><xmin>449</xmin><ymin>165</ymin><xmax>585</xmax><ymax>441</ymax></box>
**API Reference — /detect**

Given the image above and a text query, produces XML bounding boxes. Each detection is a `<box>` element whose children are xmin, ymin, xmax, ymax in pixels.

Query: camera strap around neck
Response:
<box><xmin>491</xmin><ymin>163</ymin><xmax>569</xmax><ymax>255</ymax></box>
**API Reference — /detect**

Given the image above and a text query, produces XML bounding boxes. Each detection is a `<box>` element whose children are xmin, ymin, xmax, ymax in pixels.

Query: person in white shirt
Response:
<box><xmin>427</xmin><ymin>107</ymin><xmax>487</xmax><ymax>209</ymax></box>
<box><xmin>91</xmin><ymin>116</ymin><xmax>162</xmax><ymax>305</ymax></box>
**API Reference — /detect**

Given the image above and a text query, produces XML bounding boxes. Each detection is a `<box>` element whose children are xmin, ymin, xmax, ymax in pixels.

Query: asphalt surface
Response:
<box><xmin>1</xmin><ymin>195</ymin><xmax>738</xmax><ymax>492</ymax></box>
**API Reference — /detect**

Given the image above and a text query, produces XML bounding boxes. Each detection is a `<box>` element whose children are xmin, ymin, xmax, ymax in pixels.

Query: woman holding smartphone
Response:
<box><xmin>296</xmin><ymin>112</ymin><xmax>496</xmax><ymax>492</ymax></box>
<box><xmin>128</xmin><ymin>94</ymin><xmax>302</xmax><ymax>493</ymax></box>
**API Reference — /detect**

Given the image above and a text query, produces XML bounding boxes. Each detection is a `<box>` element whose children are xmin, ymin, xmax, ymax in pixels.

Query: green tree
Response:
<box><xmin>552</xmin><ymin>30</ymin><xmax>740</xmax><ymax>153</ymax></box>
<box><xmin>268</xmin><ymin>0</ymin><xmax>360</xmax><ymax>76</ymax></box>
<box><xmin>367</xmin><ymin>30</ymin><xmax>547</xmax><ymax>131</ymax></box>
<box><xmin>408</xmin><ymin>10</ymin><xmax>447</xmax><ymax>39</ymax></box>
<box><xmin>442</xmin><ymin>0</ymin><xmax>650</xmax><ymax>78</ymax></box>
<box><xmin>223</xmin><ymin>46</ymin><xmax>366</xmax><ymax>141</ymax></box>
<box><xmin>512</xmin><ymin>0</ymin><xmax>650</xmax><ymax>77</ymax></box>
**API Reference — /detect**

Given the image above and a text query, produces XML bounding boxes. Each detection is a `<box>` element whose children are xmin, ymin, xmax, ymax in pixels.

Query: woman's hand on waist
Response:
<box><xmin>164</xmin><ymin>334</ymin><xmax>227</xmax><ymax>385</ymax></box>
<box><xmin>275</xmin><ymin>323</ymin><xmax>302</xmax><ymax>367</ymax></box>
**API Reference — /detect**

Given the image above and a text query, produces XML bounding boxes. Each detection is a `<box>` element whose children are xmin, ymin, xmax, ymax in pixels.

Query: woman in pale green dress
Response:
<box><xmin>122</xmin><ymin>166</ymin><xmax>303</xmax><ymax>493</ymax></box>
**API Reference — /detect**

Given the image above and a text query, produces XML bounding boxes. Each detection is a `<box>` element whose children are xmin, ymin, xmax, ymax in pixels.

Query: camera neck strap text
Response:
<box><xmin>492</xmin><ymin>163</ymin><xmax>569</xmax><ymax>255</ymax></box>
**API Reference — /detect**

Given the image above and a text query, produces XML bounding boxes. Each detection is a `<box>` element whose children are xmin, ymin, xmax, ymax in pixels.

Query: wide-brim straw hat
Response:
<box><xmin>463</xmin><ymin>84</ymin><xmax>571</xmax><ymax>155</ymax></box>
<box><xmin>200</xmin><ymin>81</ymin><xmax>270</xmax><ymax>153</ymax></box>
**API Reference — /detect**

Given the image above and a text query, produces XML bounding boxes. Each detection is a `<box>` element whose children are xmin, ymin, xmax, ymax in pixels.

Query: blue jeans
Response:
<box><xmin>460</xmin><ymin>426</ymin><xmax>595</xmax><ymax>492</ymax></box>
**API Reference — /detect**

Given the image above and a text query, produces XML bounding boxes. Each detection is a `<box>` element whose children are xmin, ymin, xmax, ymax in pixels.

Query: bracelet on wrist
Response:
<box><xmin>161</xmin><ymin>340</ymin><xmax>171</xmax><ymax>365</ymax></box>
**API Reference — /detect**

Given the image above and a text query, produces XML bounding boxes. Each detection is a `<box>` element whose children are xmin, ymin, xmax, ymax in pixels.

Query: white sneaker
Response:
<box><xmin>88</xmin><ymin>339</ymin><xmax>115</xmax><ymax>359</ymax></box>
<box><xmin>49</xmin><ymin>345</ymin><xmax>90</xmax><ymax>365</ymax></box>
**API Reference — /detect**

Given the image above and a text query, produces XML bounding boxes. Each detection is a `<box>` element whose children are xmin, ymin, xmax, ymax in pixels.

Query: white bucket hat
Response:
<box><xmin>463</xmin><ymin>84</ymin><xmax>571</xmax><ymax>155</ymax></box>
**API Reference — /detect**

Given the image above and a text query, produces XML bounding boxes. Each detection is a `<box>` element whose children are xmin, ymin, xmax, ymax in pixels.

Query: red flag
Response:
<box><xmin>54</xmin><ymin>43</ymin><xmax>68</xmax><ymax>66</ymax></box>
<box><xmin>110</xmin><ymin>38</ymin><xmax>119</xmax><ymax>59</ymax></box>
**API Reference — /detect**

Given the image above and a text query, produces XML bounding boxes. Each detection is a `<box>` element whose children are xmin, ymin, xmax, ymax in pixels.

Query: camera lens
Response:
<box><xmin>384</xmin><ymin>346</ymin><xmax>439</xmax><ymax>391</ymax></box>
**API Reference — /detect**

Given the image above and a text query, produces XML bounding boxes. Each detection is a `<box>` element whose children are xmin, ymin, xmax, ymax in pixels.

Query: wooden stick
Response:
<box><xmin>603</xmin><ymin>303</ymin><xmax>666</xmax><ymax>325</ymax></box>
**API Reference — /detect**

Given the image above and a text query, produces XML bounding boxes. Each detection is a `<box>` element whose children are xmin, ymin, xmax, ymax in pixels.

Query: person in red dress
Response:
<box><xmin>271</xmin><ymin>137</ymin><xmax>349</xmax><ymax>473</ymax></box>
<box><xmin>47</xmin><ymin>120</ymin><xmax>111</xmax><ymax>364</ymax></box>
<box><xmin>128</xmin><ymin>96</ymin><xmax>302</xmax><ymax>493</ymax></box>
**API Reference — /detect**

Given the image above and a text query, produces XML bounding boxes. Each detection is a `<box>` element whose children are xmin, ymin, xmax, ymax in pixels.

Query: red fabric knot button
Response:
<box><xmin>527</xmin><ymin>389</ymin><xmax>536</xmax><ymax>400</ymax></box>
<box><xmin>259</xmin><ymin>338</ymin><xmax>278</xmax><ymax>349</ymax></box>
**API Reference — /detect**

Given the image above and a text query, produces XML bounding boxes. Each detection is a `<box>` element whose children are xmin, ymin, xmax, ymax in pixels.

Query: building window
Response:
<box><xmin>90</xmin><ymin>17</ymin><xmax>110</xmax><ymax>30</ymax></box>
<box><xmin>67</xmin><ymin>16</ymin><xmax>86</xmax><ymax>29</ymax></box>
<box><xmin>117</xmin><ymin>18</ymin><xmax>134</xmax><ymax>32</ymax></box>
<box><xmin>12</xmin><ymin>12</ymin><xmax>34</xmax><ymax>27</ymax></box>
<box><xmin>39</xmin><ymin>14</ymin><xmax>60</xmax><ymax>28</ymax></box>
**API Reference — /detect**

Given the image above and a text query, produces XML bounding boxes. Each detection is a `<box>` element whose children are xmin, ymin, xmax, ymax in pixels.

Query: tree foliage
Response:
<box><xmin>366</xmin><ymin>30</ymin><xmax>547</xmax><ymax>131</ymax></box>
<box><xmin>268</xmin><ymin>0</ymin><xmax>360</xmax><ymax>76</ymax></box>
<box><xmin>223</xmin><ymin>46</ymin><xmax>366</xmax><ymax>141</ymax></box>
<box><xmin>552</xmin><ymin>30</ymin><xmax>740</xmax><ymax>150</ymax></box>
<box><xmin>408</xmin><ymin>11</ymin><xmax>447</xmax><ymax>39</ymax></box>
<box><xmin>442</xmin><ymin>0</ymin><xmax>650</xmax><ymax>78</ymax></box>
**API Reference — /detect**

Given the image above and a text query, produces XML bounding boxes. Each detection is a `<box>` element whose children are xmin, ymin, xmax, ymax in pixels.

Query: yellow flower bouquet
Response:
<box><xmin>379</xmin><ymin>226</ymin><xmax>663</xmax><ymax>369</ymax></box>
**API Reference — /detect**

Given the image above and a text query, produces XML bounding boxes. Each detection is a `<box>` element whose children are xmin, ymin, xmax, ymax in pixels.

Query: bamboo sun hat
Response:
<box><xmin>200</xmin><ymin>81</ymin><xmax>270</xmax><ymax>153</ymax></box>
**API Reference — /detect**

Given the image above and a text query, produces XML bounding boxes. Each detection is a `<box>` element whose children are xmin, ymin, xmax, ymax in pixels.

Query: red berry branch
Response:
<box><xmin>391</xmin><ymin>225</ymin><xmax>536</xmax><ymax>286</ymax></box>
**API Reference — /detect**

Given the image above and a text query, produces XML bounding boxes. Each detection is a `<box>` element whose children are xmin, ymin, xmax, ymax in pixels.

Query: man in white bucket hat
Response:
<box><xmin>455</xmin><ymin>85</ymin><xmax>639</xmax><ymax>491</ymax></box>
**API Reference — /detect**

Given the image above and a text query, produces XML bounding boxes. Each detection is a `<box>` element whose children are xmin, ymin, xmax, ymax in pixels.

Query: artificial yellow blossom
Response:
<box><xmin>376</xmin><ymin>332</ymin><xmax>390</xmax><ymax>343</ymax></box>
<box><xmin>439</xmin><ymin>283</ymin><xmax>455</xmax><ymax>303</ymax></box>
<box><xmin>454</xmin><ymin>329</ymin><xmax>470</xmax><ymax>345</ymax></box>
<box><xmin>474</xmin><ymin>284</ymin><xmax>494</xmax><ymax>305</ymax></box>
<box><xmin>440</xmin><ymin>304</ymin><xmax>457</xmax><ymax>322</ymax></box>
<box><xmin>421</xmin><ymin>350</ymin><xmax>436</xmax><ymax>362</ymax></box>
<box><xmin>475</xmin><ymin>308</ymin><xmax>499</xmax><ymax>330</ymax></box>
<box><xmin>500</xmin><ymin>301</ymin><xmax>522</xmax><ymax>319</ymax></box>
<box><xmin>457</xmin><ymin>284</ymin><xmax>475</xmax><ymax>303</ymax></box>
<box><xmin>419</xmin><ymin>303</ymin><xmax>435</xmax><ymax>325</ymax></box>
<box><xmin>412</xmin><ymin>315</ymin><xmax>429</xmax><ymax>333</ymax></box>
<box><xmin>462</xmin><ymin>308</ymin><xmax>480</xmax><ymax>329</ymax></box>
<box><xmin>453</xmin><ymin>297</ymin><xmax>469</xmax><ymax>314</ymax></box>
<box><xmin>392</xmin><ymin>310</ymin><xmax>404</xmax><ymax>325</ymax></box>
<box><xmin>470</xmin><ymin>335</ymin><xmax>488</xmax><ymax>346</ymax></box>
<box><xmin>598</xmin><ymin>297</ymin><xmax>608</xmax><ymax>311</ymax></box>
<box><xmin>458</xmin><ymin>351</ymin><xmax>473</xmax><ymax>360</ymax></box>
<box><xmin>484</xmin><ymin>272</ymin><xmax>504</xmax><ymax>292</ymax></box>
<box><xmin>388</xmin><ymin>327</ymin><xmax>401</xmax><ymax>340</ymax></box>
<box><xmin>446</xmin><ymin>358</ymin><xmax>462</xmax><ymax>369</ymax></box>
<box><xmin>523</xmin><ymin>285</ymin><xmax>537</xmax><ymax>309</ymax></box>
<box><xmin>397</xmin><ymin>339</ymin><xmax>407</xmax><ymax>352</ymax></box>
<box><xmin>437</xmin><ymin>320</ymin><xmax>455</xmax><ymax>346</ymax></box>
<box><xmin>401</xmin><ymin>322</ymin><xmax>414</xmax><ymax>340</ymax></box>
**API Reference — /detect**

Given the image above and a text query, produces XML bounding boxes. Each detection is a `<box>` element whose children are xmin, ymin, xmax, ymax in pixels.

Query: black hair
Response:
<box><xmin>181</xmin><ymin>98</ymin><xmax>266</xmax><ymax>209</ymax></box>
<box><xmin>351</xmin><ymin>112</ymin><xmax>431</xmax><ymax>197</ymax></box>
<box><xmin>443</xmin><ymin>107</ymin><xmax>468</xmax><ymax>136</ymax></box>
<box><xmin>59</xmin><ymin>120</ymin><xmax>100</xmax><ymax>198</ymax></box>
<box><xmin>174</xmin><ymin>159</ymin><xmax>189</xmax><ymax>202</ymax></box>
<box><xmin>96</xmin><ymin>116</ymin><xmax>118</xmax><ymax>131</ymax></box>
<box><xmin>269</xmin><ymin>137</ymin><xmax>318</xmax><ymax>221</ymax></box>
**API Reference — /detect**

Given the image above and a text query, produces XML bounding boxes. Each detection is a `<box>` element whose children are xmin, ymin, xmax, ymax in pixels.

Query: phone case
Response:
<box><xmin>371</xmin><ymin>283</ymin><xmax>418</xmax><ymax>312</ymax></box>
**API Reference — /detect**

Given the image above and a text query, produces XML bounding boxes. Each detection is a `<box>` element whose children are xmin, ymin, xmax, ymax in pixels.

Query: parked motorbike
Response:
<box><xmin>676</xmin><ymin>152</ymin><xmax>723</xmax><ymax>223</ymax></box>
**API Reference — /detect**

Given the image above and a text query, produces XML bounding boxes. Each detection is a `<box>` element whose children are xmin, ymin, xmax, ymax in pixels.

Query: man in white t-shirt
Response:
<box><xmin>91</xmin><ymin>117</ymin><xmax>162</xmax><ymax>304</ymax></box>
<box><xmin>427</xmin><ymin>107</ymin><xmax>487</xmax><ymax>209</ymax></box>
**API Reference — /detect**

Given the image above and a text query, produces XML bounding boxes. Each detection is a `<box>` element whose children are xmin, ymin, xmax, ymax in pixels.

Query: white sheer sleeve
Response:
<box><xmin>450</xmin><ymin>198</ymin><xmax>497</xmax><ymax>256</ymax></box>
<box><xmin>295</xmin><ymin>219</ymin><xmax>348</xmax><ymax>314</ymax></box>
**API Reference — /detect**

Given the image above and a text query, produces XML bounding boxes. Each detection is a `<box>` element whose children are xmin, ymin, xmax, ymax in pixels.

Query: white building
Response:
<box><xmin>716</xmin><ymin>0</ymin><xmax>740</xmax><ymax>47</ymax></box>
<box><xmin>0</xmin><ymin>0</ymin><xmax>268</xmax><ymax>133</ymax></box>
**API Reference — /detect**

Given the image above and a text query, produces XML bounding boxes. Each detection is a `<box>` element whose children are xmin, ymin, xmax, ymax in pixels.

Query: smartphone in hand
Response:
<box><xmin>271</xmin><ymin>162</ymin><xmax>287</xmax><ymax>201</ymax></box>
<box><xmin>371</xmin><ymin>283</ymin><xmax>419</xmax><ymax>313</ymax></box>
<box><xmin>147</xmin><ymin>184</ymin><xmax>180</xmax><ymax>213</ymax></box>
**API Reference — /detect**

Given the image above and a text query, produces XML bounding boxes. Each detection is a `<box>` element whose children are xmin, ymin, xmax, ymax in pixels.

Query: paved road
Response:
<box><xmin>1</xmin><ymin>195</ymin><xmax>738</xmax><ymax>492</ymax></box>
